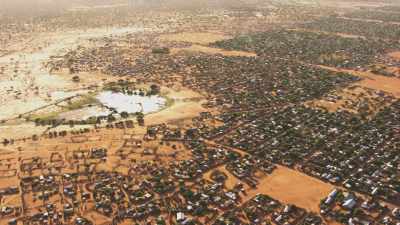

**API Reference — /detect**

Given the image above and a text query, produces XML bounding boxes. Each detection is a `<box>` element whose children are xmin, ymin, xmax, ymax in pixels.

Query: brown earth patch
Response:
<box><xmin>318</xmin><ymin>65</ymin><xmax>400</xmax><ymax>97</ymax></box>
<box><xmin>171</xmin><ymin>44</ymin><xmax>257</xmax><ymax>57</ymax></box>
<box><xmin>160</xmin><ymin>32</ymin><xmax>229</xmax><ymax>44</ymax></box>
<box><xmin>243</xmin><ymin>165</ymin><xmax>334</xmax><ymax>213</ymax></box>
<box><xmin>388</xmin><ymin>51</ymin><xmax>400</xmax><ymax>60</ymax></box>
<box><xmin>306</xmin><ymin>85</ymin><xmax>395</xmax><ymax>116</ymax></box>
<box><xmin>145</xmin><ymin>87</ymin><xmax>207</xmax><ymax>126</ymax></box>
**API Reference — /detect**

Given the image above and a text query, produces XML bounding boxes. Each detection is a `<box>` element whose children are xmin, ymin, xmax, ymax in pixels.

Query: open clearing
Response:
<box><xmin>160</xmin><ymin>32</ymin><xmax>229</xmax><ymax>44</ymax></box>
<box><xmin>388</xmin><ymin>51</ymin><xmax>400</xmax><ymax>60</ymax></box>
<box><xmin>0</xmin><ymin>26</ymin><xmax>146</xmax><ymax>122</ymax></box>
<box><xmin>306</xmin><ymin>85</ymin><xmax>395</xmax><ymax>115</ymax></box>
<box><xmin>171</xmin><ymin>44</ymin><xmax>257</xmax><ymax>57</ymax></box>
<box><xmin>318</xmin><ymin>65</ymin><xmax>400</xmax><ymax>97</ymax></box>
<box><xmin>244</xmin><ymin>165</ymin><xmax>334</xmax><ymax>213</ymax></box>
<box><xmin>307</xmin><ymin>65</ymin><xmax>400</xmax><ymax>115</ymax></box>
<box><xmin>143</xmin><ymin>86</ymin><xmax>207</xmax><ymax>125</ymax></box>
<box><xmin>345</xmin><ymin>70</ymin><xmax>400</xmax><ymax>97</ymax></box>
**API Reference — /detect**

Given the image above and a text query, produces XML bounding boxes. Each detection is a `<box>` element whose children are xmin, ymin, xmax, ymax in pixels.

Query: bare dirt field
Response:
<box><xmin>308</xmin><ymin>65</ymin><xmax>400</xmax><ymax>114</ymax></box>
<box><xmin>244</xmin><ymin>165</ymin><xmax>334</xmax><ymax>213</ymax></box>
<box><xmin>0</xmin><ymin>26</ymin><xmax>147</xmax><ymax>123</ymax></box>
<box><xmin>356</xmin><ymin>73</ymin><xmax>400</xmax><ymax>97</ymax></box>
<box><xmin>143</xmin><ymin>86</ymin><xmax>207</xmax><ymax>126</ymax></box>
<box><xmin>0</xmin><ymin>122</ymin><xmax>48</xmax><ymax>140</ymax></box>
<box><xmin>306</xmin><ymin>85</ymin><xmax>395</xmax><ymax>115</ymax></box>
<box><xmin>319</xmin><ymin>65</ymin><xmax>400</xmax><ymax>96</ymax></box>
<box><xmin>171</xmin><ymin>44</ymin><xmax>257</xmax><ymax>57</ymax></box>
<box><xmin>160</xmin><ymin>32</ymin><xmax>230</xmax><ymax>44</ymax></box>
<box><xmin>388</xmin><ymin>51</ymin><xmax>400</xmax><ymax>61</ymax></box>
<box><xmin>319</xmin><ymin>0</ymin><xmax>389</xmax><ymax>9</ymax></box>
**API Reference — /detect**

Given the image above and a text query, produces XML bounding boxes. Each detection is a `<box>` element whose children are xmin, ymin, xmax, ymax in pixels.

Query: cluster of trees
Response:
<box><xmin>32</xmin><ymin>110</ymin><xmax>145</xmax><ymax>128</ymax></box>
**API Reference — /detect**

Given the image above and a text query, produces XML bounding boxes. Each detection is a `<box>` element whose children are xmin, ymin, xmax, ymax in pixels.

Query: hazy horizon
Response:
<box><xmin>0</xmin><ymin>0</ymin><xmax>261</xmax><ymax>18</ymax></box>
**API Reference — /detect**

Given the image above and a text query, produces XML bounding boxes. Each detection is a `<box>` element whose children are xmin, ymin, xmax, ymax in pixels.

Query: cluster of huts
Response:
<box><xmin>320</xmin><ymin>189</ymin><xmax>400</xmax><ymax>225</ymax></box>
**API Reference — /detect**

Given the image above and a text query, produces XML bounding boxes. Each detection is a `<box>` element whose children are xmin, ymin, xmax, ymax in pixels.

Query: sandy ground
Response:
<box><xmin>0</xmin><ymin>26</ymin><xmax>163</xmax><ymax>140</ymax></box>
<box><xmin>318</xmin><ymin>0</ymin><xmax>390</xmax><ymax>9</ymax></box>
<box><xmin>0</xmin><ymin>83</ymin><xmax>206</xmax><ymax>141</ymax></box>
<box><xmin>244</xmin><ymin>165</ymin><xmax>334</xmax><ymax>213</ymax></box>
<box><xmin>138</xmin><ymin>86</ymin><xmax>207</xmax><ymax>126</ymax></box>
<box><xmin>0</xmin><ymin>122</ymin><xmax>48</xmax><ymax>140</ymax></box>
<box><xmin>306</xmin><ymin>85</ymin><xmax>395</xmax><ymax>115</ymax></box>
<box><xmin>160</xmin><ymin>32</ymin><xmax>229</xmax><ymax>44</ymax></box>
<box><xmin>318</xmin><ymin>65</ymin><xmax>400</xmax><ymax>97</ymax></box>
<box><xmin>57</xmin><ymin>105</ymin><xmax>109</xmax><ymax>121</ymax></box>
<box><xmin>171</xmin><ymin>44</ymin><xmax>257</xmax><ymax>57</ymax></box>
<box><xmin>388</xmin><ymin>51</ymin><xmax>400</xmax><ymax>61</ymax></box>
<box><xmin>0</xmin><ymin>124</ymin><xmax>192</xmax><ymax>173</ymax></box>
<box><xmin>0</xmin><ymin>26</ymin><xmax>147</xmax><ymax>123</ymax></box>
<box><xmin>162</xmin><ymin>31</ymin><xmax>256</xmax><ymax>57</ymax></box>
<box><xmin>146</xmin><ymin>99</ymin><xmax>206</xmax><ymax>126</ymax></box>
<box><xmin>0</xmin><ymin>25</ymin><xmax>214</xmax><ymax>142</ymax></box>
<box><xmin>307</xmin><ymin>65</ymin><xmax>400</xmax><ymax>115</ymax></box>
<box><xmin>0</xmin><ymin>124</ymin><xmax>193</xmax><ymax>224</ymax></box>
<box><xmin>347</xmin><ymin>71</ymin><xmax>400</xmax><ymax>97</ymax></box>
<box><xmin>68</xmin><ymin>3</ymin><xmax>129</xmax><ymax>12</ymax></box>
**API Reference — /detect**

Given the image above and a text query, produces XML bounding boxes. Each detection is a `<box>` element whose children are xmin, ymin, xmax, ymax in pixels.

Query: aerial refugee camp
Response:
<box><xmin>0</xmin><ymin>0</ymin><xmax>399</xmax><ymax>224</ymax></box>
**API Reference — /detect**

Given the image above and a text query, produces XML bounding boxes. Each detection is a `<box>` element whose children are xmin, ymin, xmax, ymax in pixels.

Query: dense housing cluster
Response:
<box><xmin>218</xmin><ymin>102</ymin><xmax>400</xmax><ymax>203</ymax></box>
<box><xmin>300</xmin><ymin>17</ymin><xmax>400</xmax><ymax>40</ymax></box>
<box><xmin>319</xmin><ymin>188</ymin><xmax>400</xmax><ymax>225</ymax></box>
<box><xmin>1</xmin><ymin>2</ymin><xmax>400</xmax><ymax>225</ymax></box>
<box><xmin>213</xmin><ymin>30</ymin><xmax>399</xmax><ymax>68</ymax></box>
<box><xmin>50</xmin><ymin>45</ymin><xmax>139</xmax><ymax>76</ymax></box>
<box><xmin>0</xmin><ymin>127</ymin><xmax>328</xmax><ymax>225</ymax></box>
<box><xmin>182</xmin><ymin>55</ymin><xmax>359</xmax><ymax>110</ymax></box>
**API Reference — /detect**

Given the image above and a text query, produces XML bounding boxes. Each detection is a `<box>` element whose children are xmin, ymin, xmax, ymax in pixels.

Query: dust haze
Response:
<box><xmin>0</xmin><ymin>0</ymin><xmax>263</xmax><ymax>18</ymax></box>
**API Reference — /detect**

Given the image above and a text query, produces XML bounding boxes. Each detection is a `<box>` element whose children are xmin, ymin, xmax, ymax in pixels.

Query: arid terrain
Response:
<box><xmin>0</xmin><ymin>0</ymin><xmax>399</xmax><ymax>225</ymax></box>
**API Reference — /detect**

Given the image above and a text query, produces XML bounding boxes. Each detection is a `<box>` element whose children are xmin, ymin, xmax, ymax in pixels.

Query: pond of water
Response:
<box><xmin>96</xmin><ymin>91</ymin><xmax>167</xmax><ymax>114</ymax></box>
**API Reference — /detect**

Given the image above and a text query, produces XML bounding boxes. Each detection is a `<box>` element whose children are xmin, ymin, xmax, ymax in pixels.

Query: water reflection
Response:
<box><xmin>96</xmin><ymin>91</ymin><xmax>166</xmax><ymax>114</ymax></box>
